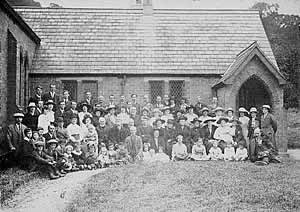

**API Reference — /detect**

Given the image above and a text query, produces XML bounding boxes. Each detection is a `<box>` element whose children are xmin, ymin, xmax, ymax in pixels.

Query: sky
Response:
<box><xmin>37</xmin><ymin>0</ymin><xmax>300</xmax><ymax>15</ymax></box>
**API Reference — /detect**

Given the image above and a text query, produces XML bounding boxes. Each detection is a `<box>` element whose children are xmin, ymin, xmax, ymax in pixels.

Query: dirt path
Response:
<box><xmin>2</xmin><ymin>169</ymin><xmax>104</xmax><ymax>212</ymax></box>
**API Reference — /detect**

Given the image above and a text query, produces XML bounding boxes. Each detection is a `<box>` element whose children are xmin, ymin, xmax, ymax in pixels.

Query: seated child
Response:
<box><xmin>190</xmin><ymin>137</ymin><xmax>209</xmax><ymax>161</ymax></box>
<box><xmin>153</xmin><ymin>146</ymin><xmax>170</xmax><ymax>162</ymax></box>
<box><xmin>72</xmin><ymin>143</ymin><xmax>86</xmax><ymax>170</ymax></box>
<box><xmin>235</xmin><ymin>143</ymin><xmax>248</xmax><ymax>161</ymax></box>
<box><xmin>116</xmin><ymin>142</ymin><xmax>130</xmax><ymax>165</ymax></box>
<box><xmin>143</xmin><ymin>143</ymin><xmax>153</xmax><ymax>162</ymax></box>
<box><xmin>97</xmin><ymin>145</ymin><xmax>110</xmax><ymax>168</ymax></box>
<box><xmin>32</xmin><ymin>131</ymin><xmax>40</xmax><ymax>143</ymax></box>
<box><xmin>107</xmin><ymin>143</ymin><xmax>117</xmax><ymax>165</ymax></box>
<box><xmin>83</xmin><ymin>125</ymin><xmax>99</xmax><ymax>153</ymax></box>
<box><xmin>224</xmin><ymin>143</ymin><xmax>235</xmax><ymax>161</ymax></box>
<box><xmin>63</xmin><ymin>145</ymin><xmax>79</xmax><ymax>172</ymax></box>
<box><xmin>45</xmin><ymin>139</ymin><xmax>67</xmax><ymax>176</ymax></box>
<box><xmin>37</xmin><ymin>127</ymin><xmax>46</xmax><ymax>143</ymax></box>
<box><xmin>208</xmin><ymin>140</ymin><xmax>223</xmax><ymax>160</ymax></box>
<box><xmin>85</xmin><ymin>142</ymin><xmax>98</xmax><ymax>169</ymax></box>
<box><xmin>172</xmin><ymin>134</ymin><xmax>189</xmax><ymax>161</ymax></box>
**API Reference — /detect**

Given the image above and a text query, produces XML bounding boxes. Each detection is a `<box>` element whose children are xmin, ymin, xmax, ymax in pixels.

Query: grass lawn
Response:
<box><xmin>0</xmin><ymin>168</ymin><xmax>46</xmax><ymax>207</ymax></box>
<box><xmin>66</xmin><ymin>160</ymin><xmax>300</xmax><ymax>211</ymax></box>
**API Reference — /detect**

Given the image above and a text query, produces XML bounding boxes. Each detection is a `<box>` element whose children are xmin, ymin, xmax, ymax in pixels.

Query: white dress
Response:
<box><xmin>224</xmin><ymin>146</ymin><xmax>235</xmax><ymax>161</ymax></box>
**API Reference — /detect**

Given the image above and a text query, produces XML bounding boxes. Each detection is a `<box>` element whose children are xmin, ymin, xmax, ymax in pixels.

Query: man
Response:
<box><xmin>149</xmin><ymin>128</ymin><xmax>166</xmax><ymax>153</ymax></box>
<box><xmin>137</xmin><ymin>118</ymin><xmax>153</xmax><ymax>144</ymax></box>
<box><xmin>129</xmin><ymin>94</ymin><xmax>141</xmax><ymax>115</ymax></box>
<box><xmin>80</xmin><ymin>91</ymin><xmax>95</xmax><ymax>112</ymax></box>
<box><xmin>6</xmin><ymin>112</ymin><xmax>27</xmax><ymax>163</ymax></box>
<box><xmin>65</xmin><ymin>101</ymin><xmax>79</xmax><ymax>126</ymax></box>
<box><xmin>251</xmin><ymin>128</ymin><xmax>280</xmax><ymax>165</ymax></box>
<box><xmin>194</xmin><ymin>96</ymin><xmax>208</xmax><ymax>117</ymax></box>
<box><xmin>141</xmin><ymin>95</ymin><xmax>153</xmax><ymax>112</ymax></box>
<box><xmin>129</xmin><ymin>106</ymin><xmax>141</xmax><ymax>127</ymax></box>
<box><xmin>164</xmin><ymin>119</ymin><xmax>177</xmax><ymax>158</ymax></box>
<box><xmin>42</xmin><ymin>84</ymin><xmax>60</xmax><ymax>107</ymax></box>
<box><xmin>96</xmin><ymin>95</ymin><xmax>107</xmax><ymax>111</ymax></box>
<box><xmin>108</xmin><ymin>117</ymin><xmax>128</xmax><ymax>146</ymax></box>
<box><xmin>107</xmin><ymin>94</ymin><xmax>116</xmax><ymax>108</ymax></box>
<box><xmin>54</xmin><ymin>101</ymin><xmax>67</xmax><ymax>126</ymax></box>
<box><xmin>36</xmin><ymin>100</ymin><xmax>44</xmax><ymax>116</ymax></box>
<box><xmin>43</xmin><ymin>123</ymin><xmax>57</xmax><ymax>142</ymax></box>
<box><xmin>117</xmin><ymin>95</ymin><xmax>127</xmax><ymax>113</ymax></box>
<box><xmin>162</xmin><ymin>94</ymin><xmax>170</xmax><ymax>106</ymax></box>
<box><xmin>23</xmin><ymin>102</ymin><xmax>39</xmax><ymax>131</ymax></box>
<box><xmin>154</xmin><ymin>96</ymin><xmax>164</xmax><ymax>110</ymax></box>
<box><xmin>260</xmin><ymin>105</ymin><xmax>278</xmax><ymax>153</ymax></box>
<box><xmin>61</xmin><ymin>90</ymin><xmax>72</xmax><ymax>111</ymax></box>
<box><xmin>175</xmin><ymin>116</ymin><xmax>192</xmax><ymax>153</ymax></box>
<box><xmin>248</xmin><ymin>107</ymin><xmax>260</xmax><ymax>140</ymax></box>
<box><xmin>29</xmin><ymin>85</ymin><xmax>43</xmax><ymax>104</ymax></box>
<box><xmin>125</xmin><ymin>126</ymin><xmax>143</xmax><ymax>162</ymax></box>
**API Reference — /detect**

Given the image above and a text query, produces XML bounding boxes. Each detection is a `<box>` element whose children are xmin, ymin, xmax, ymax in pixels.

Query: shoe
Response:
<box><xmin>271</xmin><ymin>157</ymin><xmax>281</xmax><ymax>163</ymax></box>
<box><xmin>72</xmin><ymin>167</ymin><xmax>80</xmax><ymax>171</ymax></box>
<box><xmin>49</xmin><ymin>172</ymin><xmax>60</xmax><ymax>180</ymax></box>
<box><xmin>60</xmin><ymin>170</ymin><xmax>67</xmax><ymax>174</ymax></box>
<box><xmin>255</xmin><ymin>161</ymin><xmax>268</xmax><ymax>166</ymax></box>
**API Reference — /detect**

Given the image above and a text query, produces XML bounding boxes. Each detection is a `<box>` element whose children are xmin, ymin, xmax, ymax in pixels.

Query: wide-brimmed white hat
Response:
<box><xmin>262</xmin><ymin>105</ymin><xmax>271</xmax><ymax>110</ymax></box>
<box><xmin>13</xmin><ymin>112</ymin><xmax>24</xmax><ymax>118</ymax></box>
<box><xmin>28</xmin><ymin>102</ymin><xmax>36</xmax><ymax>108</ymax></box>
<box><xmin>238</xmin><ymin>107</ymin><xmax>249</xmax><ymax>114</ymax></box>
<box><xmin>249</xmin><ymin>107</ymin><xmax>258</xmax><ymax>113</ymax></box>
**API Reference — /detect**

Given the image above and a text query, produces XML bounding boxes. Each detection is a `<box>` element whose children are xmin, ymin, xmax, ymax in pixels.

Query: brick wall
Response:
<box><xmin>29</xmin><ymin>75</ymin><xmax>219</xmax><ymax>104</ymax></box>
<box><xmin>0</xmin><ymin>9</ymin><xmax>37</xmax><ymax>123</ymax></box>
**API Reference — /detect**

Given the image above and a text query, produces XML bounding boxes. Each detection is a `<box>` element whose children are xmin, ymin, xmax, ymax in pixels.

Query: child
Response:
<box><xmin>116</xmin><ymin>142</ymin><xmax>129</xmax><ymax>165</ymax></box>
<box><xmin>172</xmin><ymin>134</ymin><xmax>189</xmax><ymax>161</ymax></box>
<box><xmin>63</xmin><ymin>145</ymin><xmax>79</xmax><ymax>172</ymax></box>
<box><xmin>37</xmin><ymin>127</ymin><xmax>46</xmax><ymax>143</ymax></box>
<box><xmin>107</xmin><ymin>143</ymin><xmax>117</xmax><ymax>166</ymax></box>
<box><xmin>72</xmin><ymin>143</ymin><xmax>86</xmax><ymax>170</ymax></box>
<box><xmin>224</xmin><ymin>143</ymin><xmax>235</xmax><ymax>161</ymax></box>
<box><xmin>84</xmin><ymin>125</ymin><xmax>99</xmax><ymax>148</ymax></box>
<box><xmin>235</xmin><ymin>143</ymin><xmax>248</xmax><ymax>161</ymax></box>
<box><xmin>85</xmin><ymin>142</ymin><xmax>98</xmax><ymax>169</ymax></box>
<box><xmin>97</xmin><ymin>145</ymin><xmax>110</xmax><ymax>168</ymax></box>
<box><xmin>190</xmin><ymin>137</ymin><xmax>209</xmax><ymax>161</ymax></box>
<box><xmin>45</xmin><ymin>139</ymin><xmax>67</xmax><ymax>176</ymax></box>
<box><xmin>32</xmin><ymin>131</ymin><xmax>40</xmax><ymax>143</ymax></box>
<box><xmin>208</xmin><ymin>140</ymin><xmax>223</xmax><ymax>160</ymax></box>
<box><xmin>153</xmin><ymin>146</ymin><xmax>170</xmax><ymax>162</ymax></box>
<box><xmin>143</xmin><ymin>143</ymin><xmax>153</xmax><ymax>162</ymax></box>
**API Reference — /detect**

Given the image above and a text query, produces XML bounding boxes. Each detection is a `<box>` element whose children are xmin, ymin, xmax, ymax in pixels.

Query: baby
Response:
<box><xmin>191</xmin><ymin>137</ymin><xmax>209</xmax><ymax>161</ymax></box>
<box><xmin>63</xmin><ymin>145</ymin><xmax>79</xmax><ymax>171</ymax></box>
<box><xmin>235</xmin><ymin>143</ymin><xmax>248</xmax><ymax>161</ymax></box>
<box><xmin>208</xmin><ymin>140</ymin><xmax>223</xmax><ymax>160</ymax></box>
<box><xmin>153</xmin><ymin>146</ymin><xmax>170</xmax><ymax>162</ymax></box>
<box><xmin>224</xmin><ymin>143</ymin><xmax>235</xmax><ymax>161</ymax></box>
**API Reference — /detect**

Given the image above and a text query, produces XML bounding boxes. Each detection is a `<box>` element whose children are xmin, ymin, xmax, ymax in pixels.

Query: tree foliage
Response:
<box><xmin>6</xmin><ymin>0</ymin><xmax>41</xmax><ymax>7</ymax></box>
<box><xmin>251</xmin><ymin>2</ymin><xmax>300</xmax><ymax>108</ymax></box>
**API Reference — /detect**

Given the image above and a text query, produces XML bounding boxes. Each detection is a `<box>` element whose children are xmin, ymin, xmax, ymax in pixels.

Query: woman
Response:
<box><xmin>238</xmin><ymin>107</ymin><xmax>250</xmax><ymax>150</ymax></box>
<box><xmin>225</xmin><ymin>108</ymin><xmax>235</xmax><ymax>122</ymax></box>
<box><xmin>214</xmin><ymin>117</ymin><xmax>235</xmax><ymax>151</ymax></box>
<box><xmin>248</xmin><ymin>107</ymin><xmax>260</xmax><ymax>140</ymax></box>
<box><xmin>78</xmin><ymin>103</ymin><xmax>92</xmax><ymax>126</ymax></box>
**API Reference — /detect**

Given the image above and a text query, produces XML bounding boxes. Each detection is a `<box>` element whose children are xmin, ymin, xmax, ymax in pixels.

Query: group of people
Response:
<box><xmin>0</xmin><ymin>83</ymin><xmax>280</xmax><ymax>179</ymax></box>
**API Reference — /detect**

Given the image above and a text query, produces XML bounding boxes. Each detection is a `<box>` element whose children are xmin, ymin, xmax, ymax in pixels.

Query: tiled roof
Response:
<box><xmin>16</xmin><ymin>8</ymin><xmax>278</xmax><ymax>75</ymax></box>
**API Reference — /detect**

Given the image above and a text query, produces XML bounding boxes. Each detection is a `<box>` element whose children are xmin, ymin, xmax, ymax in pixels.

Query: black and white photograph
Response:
<box><xmin>0</xmin><ymin>0</ymin><xmax>299</xmax><ymax>211</ymax></box>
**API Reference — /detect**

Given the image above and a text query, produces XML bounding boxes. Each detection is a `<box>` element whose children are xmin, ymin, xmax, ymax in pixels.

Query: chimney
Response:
<box><xmin>143</xmin><ymin>0</ymin><xmax>153</xmax><ymax>15</ymax></box>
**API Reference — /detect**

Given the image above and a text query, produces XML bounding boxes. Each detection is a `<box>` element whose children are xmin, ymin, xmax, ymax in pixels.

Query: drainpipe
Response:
<box><xmin>121</xmin><ymin>74</ymin><xmax>127</xmax><ymax>95</ymax></box>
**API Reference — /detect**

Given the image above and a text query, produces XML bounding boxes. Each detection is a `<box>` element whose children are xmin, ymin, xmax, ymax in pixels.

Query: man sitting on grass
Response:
<box><xmin>252</xmin><ymin>128</ymin><xmax>281</xmax><ymax>166</ymax></box>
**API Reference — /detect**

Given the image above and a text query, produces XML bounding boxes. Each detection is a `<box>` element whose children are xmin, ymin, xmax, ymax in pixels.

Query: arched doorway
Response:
<box><xmin>237</xmin><ymin>76</ymin><xmax>272</xmax><ymax>111</ymax></box>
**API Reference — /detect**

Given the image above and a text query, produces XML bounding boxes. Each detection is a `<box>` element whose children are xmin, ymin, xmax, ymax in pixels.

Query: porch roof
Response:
<box><xmin>16</xmin><ymin>8</ymin><xmax>278</xmax><ymax>75</ymax></box>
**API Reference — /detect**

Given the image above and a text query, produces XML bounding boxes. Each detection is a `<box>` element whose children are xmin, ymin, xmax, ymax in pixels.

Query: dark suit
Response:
<box><xmin>42</xmin><ymin>92</ymin><xmax>60</xmax><ymax>106</ymax></box>
<box><xmin>202</xmin><ymin>125</ymin><xmax>217</xmax><ymax>153</ymax></box>
<box><xmin>137</xmin><ymin>125</ymin><xmax>153</xmax><ymax>144</ymax></box>
<box><xmin>65</xmin><ymin>109</ymin><xmax>79</xmax><ymax>125</ymax></box>
<box><xmin>22</xmin><ymin>112</ymin><xmax>39</xmax><ymax>131</ymax></box>
<box><xmin>43</xmin><ymin>132</ymin><xmax>57</xmax><ymax>142</ymax></box>
<box><xmin>191</xmin><ymin>127</ymin><xmax>205</xmax><ymax>142</ymax></box>
<box><xmin>164</xmin><ymin>127</ymin><xmax>177</xmax><ymax>157</ymax></box>
<box><xmin>125</xmin><ymin>135</ymin><xmax>143</xmax><ymax>160</ymax></box>
<box><xmin>54</xmin><ymin>109</ymin><xmax>67</xmax><ymax>125</ymax></box>
<box><xmin>80</xmin><ymin>99</ymin><xmax>96</xmax><ymax>112</ymax></box>
<box><xmin>6</xmin><ymin>123</ymin><xmax>26</xmax><ymax>159</ymax></box>
<box><xmin>149</xmin><ymin>136</ymin><xmax>166</xmax><ymax>153</ymax></box>
<box><xmin>260</xmin><ymin>113</ymin><xmax>277</xmax><ymax>152</ymax></box>
<box><xmin>29</xmin><ymin>94</ymin><xmax>42</xmax><ymax>105</ymax></box>
<box><xmin>248</xmin><ymin>118</ymin><xmax>260</xmax><ymax>139</ymax></box>
<box><xmin>108</xmin><ymin>125</ymin><xmax>128</xmax><ymax>145</ymax></box>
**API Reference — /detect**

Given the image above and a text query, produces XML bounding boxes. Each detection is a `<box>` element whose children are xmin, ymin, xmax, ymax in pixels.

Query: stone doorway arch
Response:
<box><xmin>237</xmin><ymin>75</ymin><xmax>272</xmax><ymax>111</ymax></box>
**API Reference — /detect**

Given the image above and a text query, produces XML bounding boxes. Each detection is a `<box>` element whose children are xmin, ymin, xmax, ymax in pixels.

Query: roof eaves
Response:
<box><xmin>0</xmin><ymin>0</ymin><xmax>40</xmax><ymax>44</ymax></box>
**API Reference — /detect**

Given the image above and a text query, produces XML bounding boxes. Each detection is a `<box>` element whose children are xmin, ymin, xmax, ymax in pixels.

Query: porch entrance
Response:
<box><xmin>237</xmin><ymin>76</ymin><xmax>272</xmax><ymax>111</ymax></box>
